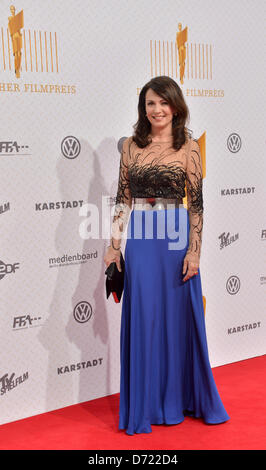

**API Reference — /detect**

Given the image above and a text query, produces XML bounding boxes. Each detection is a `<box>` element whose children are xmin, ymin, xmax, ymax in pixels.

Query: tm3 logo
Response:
<box><xmin>0</xmin><ymin>260</ymin><xmax>19</xmax><ymax>280</ymax></box>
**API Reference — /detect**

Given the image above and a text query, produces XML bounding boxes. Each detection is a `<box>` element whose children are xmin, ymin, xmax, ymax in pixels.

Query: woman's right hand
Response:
<box><xmin>104</xmin><ymin>245</ymin><xmax>122</xmax><ymax>272</ymax></box>
<box><xmin>182</xmin><ymin>251</ymin><xmax>199</xmax><ymax>282</ymax></box>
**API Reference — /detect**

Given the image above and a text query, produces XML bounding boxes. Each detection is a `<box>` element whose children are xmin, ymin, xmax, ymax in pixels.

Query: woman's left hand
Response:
<box><xmin>182</xmin><ymin>251</ymin><xmax>200</xmax><ymax>282</ymax></box>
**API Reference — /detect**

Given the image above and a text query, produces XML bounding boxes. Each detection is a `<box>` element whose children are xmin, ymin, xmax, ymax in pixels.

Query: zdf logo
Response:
<box><xmin>0</xmin><ymin>260</ymin><xmax>19</xmax><ymax>280</ymax></box>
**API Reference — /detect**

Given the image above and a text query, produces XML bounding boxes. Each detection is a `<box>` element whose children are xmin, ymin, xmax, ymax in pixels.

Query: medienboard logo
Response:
<box><xmin>49</xmin><ymin>250</ymin><xmax>98</xmax><ymax>268</ymax></box>
<box><xmin>226</xmin><ymin>275</ymin><xmax>240</xmax><ymax>295</ymax></box>
<box><xmin>227</xmin><ymin>133</ymin><xmax>242</xmax><ymax>153</ymax></box>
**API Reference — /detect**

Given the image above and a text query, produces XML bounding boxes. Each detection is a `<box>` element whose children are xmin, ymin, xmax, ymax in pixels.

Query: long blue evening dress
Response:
<box><xmin>112</xmin><ymin>136</ymin><xmax>230</xmax><ymax>435</ymax></box>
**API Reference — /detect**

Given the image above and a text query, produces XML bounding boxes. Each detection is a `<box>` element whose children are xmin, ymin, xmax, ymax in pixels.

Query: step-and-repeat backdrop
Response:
<box><xmin>0</xmin><ymin>0</ymin><xmax>265</xmax><ymax>425</ymax></box>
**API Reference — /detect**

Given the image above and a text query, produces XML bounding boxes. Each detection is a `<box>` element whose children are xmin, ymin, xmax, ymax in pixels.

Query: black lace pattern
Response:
<box><xmin>112</xmin><ymin>137</ymin><xmax>203</xmax><ymax>256</ymax></box>
<box><xmin>185</xmin><ymin>139</ymin><xmax>204</xmax><ymax>256</ymax></box>
<box><xmin>112</xmin><ymin>139</ymin><xmax>132</xmax><ymax>244</ymax></box>
<box><xmin>128</xmin><ymin>162</ymin><xmax>186</xmax><ymax>199</ymax></box>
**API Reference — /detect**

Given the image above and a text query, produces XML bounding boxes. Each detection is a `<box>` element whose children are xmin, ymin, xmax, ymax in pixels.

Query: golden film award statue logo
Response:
<box><xmin>8</xmin><ymin>5</ymin><xmax>24</xmax><ymax>78</ymax></box>
<box><xmin>176</xmin><ymin>23</ymin><xmax>187</xmax><ymax>85</ymax></box>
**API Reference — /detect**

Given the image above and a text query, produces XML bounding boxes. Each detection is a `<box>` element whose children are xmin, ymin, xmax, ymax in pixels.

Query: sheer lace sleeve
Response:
<box><xmin>185</xmin><ymin>139</ymin><xmax>204</xmax><ymax>258</ymax></box>
<box><xmin>110</xmin><ymin>137</ymin><xmax>132</xmax><ymax>249</ymax></box>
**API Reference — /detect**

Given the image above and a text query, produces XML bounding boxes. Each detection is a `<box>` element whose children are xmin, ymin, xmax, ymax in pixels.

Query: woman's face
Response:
<box><xmin>145</xmin><ymin>88</ymin><xmax>175</xmax><ymax>131</ymax></box>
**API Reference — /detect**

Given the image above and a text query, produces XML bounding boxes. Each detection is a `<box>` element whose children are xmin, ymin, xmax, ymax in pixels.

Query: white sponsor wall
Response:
<box><xmin>0</xmin><ymin>0</ymin><xmax>265</xmax><ymax>425</ymax></box>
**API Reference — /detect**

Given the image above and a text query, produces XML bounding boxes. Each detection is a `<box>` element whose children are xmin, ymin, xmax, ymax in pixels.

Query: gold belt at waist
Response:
<box><xmin>133</xmin><ymin>197</ymin><xmax>183</xmax><ymax>210</ymax></box>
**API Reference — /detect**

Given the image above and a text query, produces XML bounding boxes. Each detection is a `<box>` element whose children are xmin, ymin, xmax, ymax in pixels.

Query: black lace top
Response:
<box><xmin>112</xmin><ymin>136</ymin><xmax>203</xmax><ymax>257</ymax></box>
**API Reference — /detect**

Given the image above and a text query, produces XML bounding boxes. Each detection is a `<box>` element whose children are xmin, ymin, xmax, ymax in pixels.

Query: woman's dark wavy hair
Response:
<box><xmin>132</xmin><ymin>76</ymin><xmax>193</xmax><ymax>151</ymax></box>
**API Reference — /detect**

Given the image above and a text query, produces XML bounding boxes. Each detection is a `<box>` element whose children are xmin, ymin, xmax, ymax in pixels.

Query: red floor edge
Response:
<box><xmin>0</xmin><ymin>355</ymin><xmax>265</xmax><ymax>450</ymax></box>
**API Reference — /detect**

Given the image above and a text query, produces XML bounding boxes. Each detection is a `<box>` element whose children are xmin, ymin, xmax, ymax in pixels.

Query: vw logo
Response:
<box><xmin>227</xmin><ymin>133</ymin><xmax>241</xmax><ymax>153</ymax></box>
<box><xmin>61</xmin><ymin>136</ymin><xmax>81</xmax><ymax>159</ymax></box>
<box><xmin>73</xmin><ymin>301</ymin><xmax>92</xmax><ymax>323</ymax></box>
<box><xmin>226</xmin><ymin>275</ymin><xmax>240</xmax><ymax>295</ymax></box>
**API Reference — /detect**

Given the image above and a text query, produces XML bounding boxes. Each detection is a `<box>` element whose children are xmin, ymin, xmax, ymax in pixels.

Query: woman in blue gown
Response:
<box><xmin>104</xmin><ymin>76</ymin><xmax>230</xmax><ymax>435</ymax></box>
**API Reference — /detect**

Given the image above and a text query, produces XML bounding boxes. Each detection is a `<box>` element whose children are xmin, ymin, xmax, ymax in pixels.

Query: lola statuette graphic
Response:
<box><xmin>8</xmin><ymin>5</ymin><xmax>24</xmax><ymax>78</ymax></box>
<box><xmin>176</xmin><ymin>22</ymin><xmax>187</xmax><ymax>85</ymax></box>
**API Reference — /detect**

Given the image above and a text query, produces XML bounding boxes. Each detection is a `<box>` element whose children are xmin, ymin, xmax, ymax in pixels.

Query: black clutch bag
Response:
<box><xmin>105</xmin><ymin>251</ymin><xmax>125</xmax><ymax>303</ymax></box>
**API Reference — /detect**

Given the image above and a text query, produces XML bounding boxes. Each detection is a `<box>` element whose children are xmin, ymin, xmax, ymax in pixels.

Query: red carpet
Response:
<box><xmin>0</xmin><ymin>355</ymin><xmax>265</xmax><ymax>450</ymax></box>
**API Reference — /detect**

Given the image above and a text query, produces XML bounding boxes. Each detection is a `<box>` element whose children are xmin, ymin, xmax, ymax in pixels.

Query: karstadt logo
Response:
<box><xmin>228</xmin><ymin>321</ymin><xmax>261</xmax><ymax>335</ymax></box>
<box><xmin>0</xmin><ymin>260</ymin><xmax>20</xmax><ymax>280</ymax></box>
<box><xmin>57</xmin><ymin>358</ymin><xmax>103</xmax><ymax>375</ymax></box>
<box><xmin>61</xmin><ymin>136</ymin><xmax>81</xmax><ymax>159</ymax></box>
<box><xmin>221</xmin><ymin>186</ymin><xmax>255</xmax><ymax>197</ymax></box>
<box><xmin>35</xmin><ymin>199</ymin><xmax>84</xmax><ymax>211</ymax></box>
<box><xmin>227</xmin><ymin>133</ymin><xmax>242</xmax><ymax>153</ymax></box>
<box><xmin>226</xmin><ymin>275</ymin><xmax>240</xmax><ymax>295</ymax></box>
<box><xmin>35</xmin><ymin>200</ymin><xmax>84</xmax><ymax>211</ymax></box>
<box><xmin>73</xmin><ymin>301</ymin><xmax>93</xmax><ymax>323</ymax></box>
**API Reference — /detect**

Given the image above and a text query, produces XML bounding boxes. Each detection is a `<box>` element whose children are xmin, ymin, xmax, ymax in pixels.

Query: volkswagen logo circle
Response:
<box><xmin>226</xmin><ymin>275</ymin><xmax>241</xmax><ymax>295</ymax></box>
<box><xmin>61</xmin><ymin>136</ymin><xmax>81</xmax><ymax>159</ymax></box>
<box><xmin>73</xmin><ymin>301</ymin><xmax>93</xmax><ymax>323</ymax></box>
<box><xmin>227</xmin><ymin>133</ymin><xmax>242</xmax><ymax>153</ymax></box>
